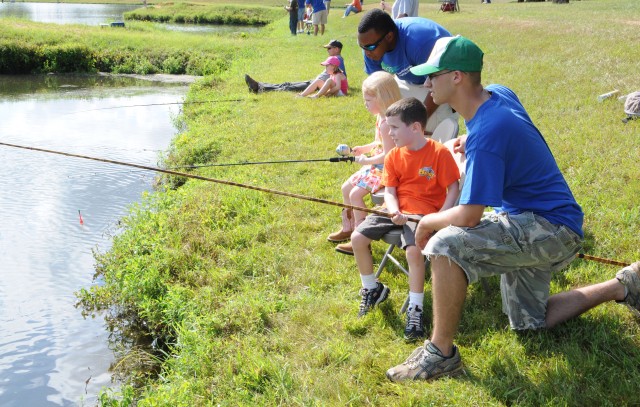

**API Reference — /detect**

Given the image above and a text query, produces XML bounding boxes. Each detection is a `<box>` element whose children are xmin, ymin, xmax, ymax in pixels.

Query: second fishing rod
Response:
<box><xmin>173</xmin><ymin>144</ymin><xmax>356</xmax><ymax>169</ymax></box>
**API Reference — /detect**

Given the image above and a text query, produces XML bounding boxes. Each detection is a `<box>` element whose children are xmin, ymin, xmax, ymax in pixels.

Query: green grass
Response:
<box><xmin>0</xmin><ymin>17</ymin><xmax>260</xmax><ymax>74</ymax></box>
<box><xmin>71</xmin><ymin>0</ymin><xmax>640</xmax><ymax>405</ymax></box>
<box><xmin>124</xmin><ymin>3</ymin><xmax>282</xmax><ymax>25</ymax></box>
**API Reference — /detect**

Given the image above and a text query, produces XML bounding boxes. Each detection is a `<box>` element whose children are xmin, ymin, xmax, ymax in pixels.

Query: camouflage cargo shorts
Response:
<box><xmin>424</xmin><ymin>211</ymin><xmax>583</xmax><ymax>330</ymax></box>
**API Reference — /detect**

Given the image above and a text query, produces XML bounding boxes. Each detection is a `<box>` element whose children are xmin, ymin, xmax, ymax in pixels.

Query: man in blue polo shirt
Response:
<box><xmin>385</xmin><ymin>35</ymin><xmax>640</xmax><ymax>383</ymax></box>
<box><xmin>357</xmin><ymin>9</ymin><xmax>456</xmax><ymax>134</ymax></box>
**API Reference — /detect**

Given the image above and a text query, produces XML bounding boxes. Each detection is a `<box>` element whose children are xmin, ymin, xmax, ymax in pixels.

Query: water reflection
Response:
<box><xmin>0</xmin><ymin>2</ymin><xmax>260</xmax><ymax>32</ymax></box>
<box><xmin>0</xmin><ymin>74</ymin><xmax>187</xmax><ymax>406</ymax></box>
<box><xmin>0</xmin><ymin>2</ymin><xmax>139</xmax><ymax>25</ymax></box>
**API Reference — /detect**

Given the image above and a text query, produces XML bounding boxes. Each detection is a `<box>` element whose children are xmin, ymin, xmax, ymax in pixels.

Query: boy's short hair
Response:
<box><xmin>385</xmin><ymin>97</ymin><xmax>427</xmax><ymax>130</ymax></box>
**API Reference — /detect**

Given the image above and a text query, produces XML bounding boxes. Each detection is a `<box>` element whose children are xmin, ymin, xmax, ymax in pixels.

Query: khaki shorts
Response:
<box><xmin>424</xmin><ymin>211</ymin><xmax>583</xmax><ymax>330</ymax></box>
<box><xmin>393</xmin><ymin>77</ymin><xmax>458</xmax><ymax>134</ymax></box>
<box><xmin>312</xmin><ymin>9</ymin><xmax>328</xmax><ymax>25</ymax></box>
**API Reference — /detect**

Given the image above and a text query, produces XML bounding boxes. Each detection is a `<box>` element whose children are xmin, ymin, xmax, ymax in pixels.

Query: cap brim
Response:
<box><xmin>410</xmin><ymin>63</ymin><xmax>441</xmax><ymax>76</ymax></box>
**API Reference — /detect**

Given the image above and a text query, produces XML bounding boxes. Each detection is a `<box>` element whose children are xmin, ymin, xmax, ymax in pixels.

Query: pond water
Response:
<box><xmin>0</xmin><ymin>74</ymin><xmax>188</xmax><ymax>406</ymax></box>
<box><xmin>0</xmin><ymin>2</ymin><xmax>261</xmax><ymax>32</ymax></box>
<box><xmin>0</xmin><ymin>2</ymin><xmax>139</xmax><ymax>25</ymax></box>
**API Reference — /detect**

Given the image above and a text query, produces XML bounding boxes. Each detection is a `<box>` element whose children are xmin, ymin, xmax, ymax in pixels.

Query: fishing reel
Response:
<box><xmin>335</xmin><ymin>144</ymin><xmax>352</xmax><ymax>157</ymax></box>
<box><xmin>332</xmin><ymin>144</ymin><xmax>354</xmax><ymax>163</ymax></box>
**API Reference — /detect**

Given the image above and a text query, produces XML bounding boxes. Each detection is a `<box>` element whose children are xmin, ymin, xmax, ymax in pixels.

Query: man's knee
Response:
<box><xmin>430</xmin><ymin>255</ymin><xmax>467</xmax><ymax>283</ymax></box>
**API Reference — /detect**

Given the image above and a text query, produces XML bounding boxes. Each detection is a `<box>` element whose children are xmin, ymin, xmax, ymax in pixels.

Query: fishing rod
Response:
<box><xmin>0</xmin><ymin>141</ymin><xmax>632</xmax><ymax>268</ymax></box>
<box><xmin>65</xmin><ymin>98</ymin><xmax>243</xmax><ymax>115</ymax></box>
<box><xmin>176</xmin><ymin>156</ymin><xmax>355</xmax><ymax>169</ymax></box>
<box><xmin>0</xmin><ymin>141</ymin><xmax>401</xmax><ymax>221</ymax></box>
<box><xmin>576</xmin><ymin>253</ymin><xmax>630</xmax><ymax>268</ymax></box>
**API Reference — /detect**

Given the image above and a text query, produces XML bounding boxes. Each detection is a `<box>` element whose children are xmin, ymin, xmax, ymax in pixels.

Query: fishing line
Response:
<box><xmin>176</xmin><ymin>156</ymin><xmax>355</xmax><ymax>169</ymax></box>
<box><xmin>65</xmin><ymin>98</ymin><xmax>243</xmax><ymax>115</ymax></box>
<box><xmin>0</xmin><ymin>141</ymin><xmax>631</xmax><ymax>268</ymax></box>
<box><xmin>0</xmin><ymin>141</ymin><xmax>401</xmax><ymax>220</ymax></box>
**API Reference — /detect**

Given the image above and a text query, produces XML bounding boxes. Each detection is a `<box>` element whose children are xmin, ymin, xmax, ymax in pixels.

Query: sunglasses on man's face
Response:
<box><xmin>359</xmin><ymin>31</ymin><xmax>389</xmax><ymax>51</ymax></box>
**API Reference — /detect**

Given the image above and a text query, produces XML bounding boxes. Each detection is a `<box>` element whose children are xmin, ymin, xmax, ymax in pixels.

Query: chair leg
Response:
<box><xmin>375</xmin><ymin>243</ymin><xmax>412</xmax><ymax>314</ymax></box>
<box><xmin>374</xmin><ymin>244</ymin><xmax>397</xmax><ymax>278</ymax></box>
<box><xmin>385</xmin><ymin>255</ymin><xmax>410</xmax><ymax>277</ymax></box>
<box><xmin>400</xmin><ymin>295</ymin><xmax>410</xmax><ymax>314</ymax></box>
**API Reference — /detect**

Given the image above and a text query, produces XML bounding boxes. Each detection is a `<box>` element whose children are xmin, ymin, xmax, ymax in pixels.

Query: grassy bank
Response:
<box><xmin>125</xmin><ymin>3</ymin><xmax>282</xmax><ymax>25</ymax></box>
<box><xmin>0</xmin><ymin>19</ymin><xmax>247</xmax><ymax>75</ymax></box>
<box><xmin>72</xmin><ymin>0</ymin><xmax>640</xmax><ymax>405</ymax></box>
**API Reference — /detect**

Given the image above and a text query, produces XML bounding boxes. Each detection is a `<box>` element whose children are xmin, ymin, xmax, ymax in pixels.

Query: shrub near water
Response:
<box><xmin>0</xmin><ymin>17</ymin><xmax>257</xmax><ymax>75</ymax></box>
<box><xmin>125</xmin><ymin>3</ymin><xmax>283</xmax><ymax>25</ymax></box>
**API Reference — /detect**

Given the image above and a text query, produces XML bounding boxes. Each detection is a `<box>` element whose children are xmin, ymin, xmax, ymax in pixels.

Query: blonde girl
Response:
<box><xmin>327</xmin><ymin>71</ymin><xmax>402</xmax><ymax>250</ymax></box>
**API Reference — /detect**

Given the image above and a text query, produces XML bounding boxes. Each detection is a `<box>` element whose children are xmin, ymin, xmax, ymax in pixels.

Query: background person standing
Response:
<box><xmin>285</xmin><ymin>0</ymin><xmax>299</xmax><ymax>36</ymax></box>
<box><xmin>380</xmin><ymin>0</ymin><xmax>419</xmax><ymax>19</ymax></box>
<box><xmin>297</xmin><ymin>0</ymin><xmax>306</xmax><ymax>33</ymax></box>
<box><xmin>306</xmin><ymin>0</ymin><xmax>328</xmax><ymax>35</ymax></box>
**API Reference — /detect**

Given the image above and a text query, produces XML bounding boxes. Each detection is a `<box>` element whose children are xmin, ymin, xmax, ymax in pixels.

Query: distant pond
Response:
<box><xmin>0</xmin><ymin>2</ymin><xmax>139</xmax><ymax>25</ymax></box>
<box><xmin>0</xmin><ymin>2</ymin><xmax>261</xmax><ymax>32</ymax></box>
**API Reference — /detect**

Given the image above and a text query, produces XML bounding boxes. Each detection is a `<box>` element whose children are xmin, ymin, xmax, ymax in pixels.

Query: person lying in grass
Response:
<box><xmin>244</xmin><ymin>40</ymin><xmax>346</xmax><ymax>94</ymax></box>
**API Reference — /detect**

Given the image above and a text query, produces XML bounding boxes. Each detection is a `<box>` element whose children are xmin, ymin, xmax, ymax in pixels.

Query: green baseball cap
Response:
<box><xmin>410</xmin><ymin>35</ymin><xmax>484</xmax><ymax>76</ymax></box>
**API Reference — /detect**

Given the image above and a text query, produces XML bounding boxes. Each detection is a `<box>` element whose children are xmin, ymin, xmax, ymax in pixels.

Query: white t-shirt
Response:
<box><xmin>392</xmin><ymin>0</ymin><xmax>418</xmax><ymax>18</ymax></box>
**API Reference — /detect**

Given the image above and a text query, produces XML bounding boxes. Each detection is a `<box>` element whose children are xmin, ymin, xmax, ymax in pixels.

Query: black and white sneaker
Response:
<box><xmin>404</xmin><ymin>305</ymin><xmax>425</xmax><ymax>341</ymax></box>
<box><xmin>358</xmin><ymin>282</ymin><xmax>390</xmax><ymax>317</ymax></box>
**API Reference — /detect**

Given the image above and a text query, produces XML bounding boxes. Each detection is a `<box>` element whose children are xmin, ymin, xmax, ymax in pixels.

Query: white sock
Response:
<box><xmin>409</xmin><ymin>292</ymin><xmax>424</xmax><ymax>309</ymax></box>
<box><xmin>360</xmin><ymin>274</ymin><xmax>378</xmax><ymax>290</ymax></box>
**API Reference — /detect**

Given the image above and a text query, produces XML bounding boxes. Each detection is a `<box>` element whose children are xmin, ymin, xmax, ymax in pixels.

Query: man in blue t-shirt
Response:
<box><xmin>306</xmin><ymin>0</ymin><xmax>327</xmax><ymax>36</ymax></box>
<box><xmin>384</xmin><ymin>35</ymin><xmax>640</xmax><ymax>383</ymax></box>
<box><xmin>357</xmin><ymin>9</ymin><xmax>457</xmax><ymax>134</ymax></box>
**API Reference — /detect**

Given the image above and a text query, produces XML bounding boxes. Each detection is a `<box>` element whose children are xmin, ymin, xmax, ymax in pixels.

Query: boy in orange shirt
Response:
<box><xmin>345</xmin><ymin>97</ymin><xmax>460</xmax><ymax>340</ymax></box>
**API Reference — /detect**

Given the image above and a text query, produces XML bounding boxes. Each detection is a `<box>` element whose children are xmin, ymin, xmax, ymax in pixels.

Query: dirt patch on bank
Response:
<box><xmin>98</xmin><ymin>73</ymin><xmax>202</xmax><ymax>84</ymax></box>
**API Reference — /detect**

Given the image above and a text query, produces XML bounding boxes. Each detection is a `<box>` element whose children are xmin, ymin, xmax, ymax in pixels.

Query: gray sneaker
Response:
<box><xmin>386</xmin><ymin>340</ymin><xmax>463</xmax><ymax>382</ymax></box>
<box><xmin>616</xmin><ymin>261</ymin><xmax>640</xmax><ymax>316</ymax></box>
<box><xmin>357</xmin><ymin>282</ymin><xmax>389</xmax><ymax>317</ymax></box>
